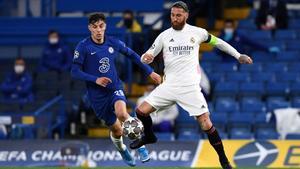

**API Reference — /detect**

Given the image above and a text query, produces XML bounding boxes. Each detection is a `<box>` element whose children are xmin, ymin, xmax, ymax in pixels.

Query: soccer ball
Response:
<box><xmin>122</xmin><ymin>117</ymin><xmax>144</xmax><ymax>140</ymax></box>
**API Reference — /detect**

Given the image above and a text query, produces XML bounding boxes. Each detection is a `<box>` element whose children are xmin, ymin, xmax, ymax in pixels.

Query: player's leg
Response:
<box><xmin>114</xmin><ymin>99</ymin><xmax>150</xmax><ymax>162</ymax></box>
<box><xmin>131</xmin><ymin>84</ymin><xmax>175</xmax><ymax>149</ymax></box>
<box><xmin>176</xmin><ymin>85</ymin><xmax>232</xmax><ymax>169</ymax></box>
<box><xmin>196</xmin><ymin>113</ymin><xmax>232</xmax><ymax>169</ymax></box>
<box><xmin>109</xmin><ymin>119</ymin><xmax>136</xmax><ymax>167</ymax></box>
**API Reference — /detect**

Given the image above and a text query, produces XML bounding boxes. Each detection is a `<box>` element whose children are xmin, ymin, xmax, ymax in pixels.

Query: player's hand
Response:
<box><xmin>238</xmin><ymin>54</ymin><xmax>253</xmax><ymax>64</ymax></box>
<box><xmin>96</xmin><ymin>77</ymin><xmax>112</xmax><ymax>87</ymax></box>
<box><xmin>150</xmin><ymin>72</ymin><xmax>162</xmax><ymax>84</ymax></box>
<box><xmin>141</xmin><ymin>53</ymin><xmax>154</xmax><ymax>64</ymax></box>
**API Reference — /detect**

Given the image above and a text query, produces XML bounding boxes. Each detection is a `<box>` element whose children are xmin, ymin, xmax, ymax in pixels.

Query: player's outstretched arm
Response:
<box><xmin>205</xmin><ymin>34</ymin><xmax>253</xmax><ymax>64</ymax></box>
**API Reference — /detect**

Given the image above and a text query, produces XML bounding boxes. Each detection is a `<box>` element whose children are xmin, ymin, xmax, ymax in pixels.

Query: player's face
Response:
<box><xmin>88</xmin><ymin>20</ymin><xmax>106</xmax><ymax>42</ymax></box>
<box><xmin>170</xmin><ymin>7</ymin><xmax>188</xmax><ymax>30</ymax></box>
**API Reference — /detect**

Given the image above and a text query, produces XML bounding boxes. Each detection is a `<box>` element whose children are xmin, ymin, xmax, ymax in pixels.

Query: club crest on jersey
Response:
<box><xmin>190</xmin><ymin>37</ymin><xmax>195</xmax><ymax>43</ymax></box>
<box><xmin>108</xmin><ymin>47</ymin><xmax>114</xmax><ymax>54</ymax></box>
<box><xmin>74</xmin><ymin>51</ymin><xmax>79</xmax><ymax>59</ymax></box>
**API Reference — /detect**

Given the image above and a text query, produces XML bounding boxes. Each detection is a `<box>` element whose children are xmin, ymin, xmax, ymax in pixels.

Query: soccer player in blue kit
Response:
<box><xmin>71</xmin><ymin>13</ymin><xmax>161</xmax><ymax>166</ymax></box>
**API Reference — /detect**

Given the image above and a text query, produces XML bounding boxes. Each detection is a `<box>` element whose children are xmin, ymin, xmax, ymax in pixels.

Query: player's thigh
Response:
<box><xmin>142</xmin><ymin>84</ymin><xmax>175</xmax><ymax>113</ymax></box>
<box><xmin>176</xmin><ymin>86</ymin><xmax>209</xmax><ymax>116</ymax></box>
<box><xmin>109</xmin><ymin>119</ymin><xmax>123</xmax><ymax>137</ymax></box>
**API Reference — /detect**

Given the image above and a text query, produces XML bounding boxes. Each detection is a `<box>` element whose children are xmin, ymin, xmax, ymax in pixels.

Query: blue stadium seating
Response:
<box><xmin>214</xmin><ymin>82</ymin><xmax>239</xmax><ymax>97</ymax></box>
<box><xmin>286</xmin><ymin>133</ymin><xmax>300</xmax><ymax>140</ymax></box>
<box><xmin>226</xmin><ymin>72</ymin><xmax>250</xmax><ymax>82</ymax></box>
<box><xmin>228</xmin><ymin>113</ymin><xmax>254</xmax><ymax>130</ymax></box>
<box><xmin>276</xmin><ymin>72</ymin><xmax>300</xmax><ymax>82</ymax></box>
<box><xmin>238</xmin><ymin>19</ymin><xmax>256</xmax><ymax>29</ymax></box>
<box><xmin>251</xmin><ymin>51</ymin><xmax>275</xmax><ymax>62</ymax></box>
<box><xmin>207</xmin><ymin>72</ymin><xmax>225</xmax><ymax>83</ymax></box>
<box><xmin>275</xmin><ymin>51</ymin><xmax>299</xmax><ymax>62</ymax></box>
<box><xmin>230</xmin><ymin>128</ymin><xmax>253</xmax><ymax>139</ymax></box>
<box><xmin>250</xmin><ymin>72</ymin><xmax>275</xmax><ymax>83</ymax></box>
<box><xmin>177</xmin><ymin>130</ymin><xmax>202</xmax><ymax>141</ymax></box>
<box><xmin>255</xmin><ymin>128</ymin><xmax>279</xmax><ymax>140</ymax></box>
<box><xmin>274</xmin><ymin>30</ymin><xmax>297</xmax><ymax>40</ymax></box>
<box><xmin>240</xmin><ymin>97</ymin><xmax>266</xmax><ymax>113</ymax></box>
<box><xmin>289</xmin><ymin>19</ymin><xmax>300</xmax><ymax>29</ymax></box>
<box><xmin>267</xmin><ymin>98</ymin><xmax>290</xmax><ymax>111</ymax></box>
<box><xmin>239</xmin><ymin>63</ymin><xmax>263</xmax><ymax>72</ymax></box>
<box><xmin>290</xmin><ymin>82</ymin><xmax>300</xmax><ymax>96</ymax></box>
<box><xmin>288</xmin><ymin>62</ymin><xmax>300</xmax><ymax>72</ymax></box>
<box><xmin>291</xmin><ymin>97</ymin><xmax>300</xmax><ymax>108</ymax></box>
<box><xmin>215</xmin><ymin>98</ymin><xmax>239</xmax><ymax>112</ymax></box>
<box><xmin>285</xmin><ymin>40</ymin><xmax>300</xmax><ymax>51</ymax></box>
<box><xmin>248</xmin><ymin>30</ymin><xmax>272</xmax><ymax>40</ymax></box>
<box><xmin>56</xmin><ymin>0</ymin><xmax>164</xmax><ymax>13</ymax></box>
<box><xmin>155</xmin><ymin>132</ymin><xmax>174</xmax><ymax>141</ymax></box>
<box><xmin>201</xmin><ymin>52</ymin><xmax>222</xmax><ymax>62</ymax></box>
<box><xmin>239</xmin><ymin>82</ymin><xmax>265</xmax><ymax>97</ymax></box>
<box><xmin>264</xmin><ymin>62</ymin><xmax>288</xmax><ymax>73</ymax></box>
<box><xmin>213</xmin><ymin>63</ymin><xmax>238</xmax><ymax>72</ymax></box>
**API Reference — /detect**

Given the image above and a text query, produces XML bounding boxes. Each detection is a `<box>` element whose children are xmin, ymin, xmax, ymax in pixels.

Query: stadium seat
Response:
<box><xmin>207</xmin><ymin>72</ymin><xmax>225</xmax><ymax>83</ymax></box>
<box><xmin>286</xmin><ymin>133</ymin><xmax>300</xmax><ymax>140</ymax></box>
<box><xmin>201</xmin><ymin>52</ymin><xmax>222</xmax><ymax>62</ymax></box>
<box><xmin>239</xmin><ymin>63</ymin><xmax>263</xmax><ymax>72</ymax></box>
<box><xmin>215</xmin><ymin>97</ymin><xmax>239</xmax><ymax>113</ymax></box>
<box><xmin>210</xmin><ymin>113</ymin><xmax>228</xmax><ymax>132</ymax></box>
<box><xmin>276</xmin><ymin>72</ymin><xmax>300</xmax><ymax>83</ymax></box>
<box><xmin>228</xmin><ymin>113</ymin><xmax>254</xmax><ymax>130</ymax></box>
<box><xmin>214</xmin><ymin>82</ymin><xmax>239</xmax><ymax>97</ymax></box>
<box><xmin>251</xmin><ymin>51</ymin><xmax>275</xmax><ymax>62</ymax></box>
<box><xmin>238</xmin><ymin>20</ymin><xmax>256</xmax><ymax>29</ymax></box>
<box><xmin>291</xmin><ymin>97</ymin><xmax>300</xmax><ymax>108</ymax></box>
<box><xmin>288</xmin><ymin>62</ymin><xmax>300</xmax><ymax>72</ymax></box>
<box><xmin>275</xmin><ymin>51</ymin><xmax>299</xmax><ymax>62</ymax></box>
<box><xmin>265</xmin><ymin>82</ymin><xmax>290</xmax><ymax>96</ymax></box>
<box><xmin>255</xmin><ymin>128</ymin><xmax>279</xmax><ymax>140</ymax></box>
<box><xmin>248</xmin><ymin>30</ymin><xmax>272</xmax><ymax>40</ymax></box>
<box><xmin>239</xmin><ymin>82</ymin><xmax>265</xmax><ymax>97</ymax></box>
<box><xmin>201</xmin><ymin>62</ymin><xmax>213</xmax><ymax>73</ymax></box>
<box><xmin>250</xmin><ymin>72</ymin><xmax>275</xmax><ymax>83</ymax></box>
<box><xmin>267</xmin><ymin>98</ymin><xmax>290</xmax><ymax>111</ymax></box>
<box><xmin>240</xmin><ymin>97</ymin><xmax>266</xmax><ymax>113</ymax></box>
<box><xmin>290</xmin><ymin>83</ymin><xmax>300</xmax><ymax>96</ymax></box>
<box><xmin>230</xmin><ymin>128</ymin><xmax>253</xmax><ymax>139</ymax></box>
<box><xmin>155</xmin><ymin>132</ymin><xmax>175</xmax><ymax>141</ymax></box>
<box><xmin>274</xmin><ymin>30</ymin><xmax>297</xmax><ymax>40</ymax></box>
<box><xmin>289</xmin><ymin>19</ymin><xmax>300</xmax><ymax>29</ymax></box>
<box><xmin>177</xmin><ymin>130</ymin><xmax>202</xmax><ymax>141</ymax></box>
<box><xmin>264</xmin><ymin>62</ymin><xmax>288</xmax><ymax>73</ymax></box>
<box><xmin>225</xmin><ymin>72</ymin><xmax>250</xmax><ymax>82</ymax></box>
<box><xmin>285</xmin><ymin>40</ymin><xmax>300</xmax><ymax>51</ymax></box>
<box><xmin>213</xmin><ymin>63</ymin><xmax>238</xmax><ymax>72</ymax></box>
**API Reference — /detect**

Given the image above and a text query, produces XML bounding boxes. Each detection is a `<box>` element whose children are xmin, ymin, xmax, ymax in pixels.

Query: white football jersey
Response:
<box><xmin>146</xmin><ymin>24</ymin><xmax>209</xmax><ymax>86</ymax></box>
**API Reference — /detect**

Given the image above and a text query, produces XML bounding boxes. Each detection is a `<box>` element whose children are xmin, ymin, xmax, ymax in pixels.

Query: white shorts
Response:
<box><xmin>144</xmin><ymin>83</ymin><xmax>209</xmax><ymax>116</ymax></box>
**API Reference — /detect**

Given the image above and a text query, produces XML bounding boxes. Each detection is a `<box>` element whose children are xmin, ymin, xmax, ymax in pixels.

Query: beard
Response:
<box><xmin>171</xmin><ymin>20</ymin><xmax>185</xmax><ymax>30</ymax></box>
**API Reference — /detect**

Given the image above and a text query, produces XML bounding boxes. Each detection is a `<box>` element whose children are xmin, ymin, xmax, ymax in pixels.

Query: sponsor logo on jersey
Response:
<box><xmin>98</xmin><ymin>57</ymin><xmax>110</xmax><ymax>73</ymax></box>
<box><xmin>168</xmin><ymin>45</ymin><xmax>194</xmax><ymax>56</ymax></box>
<box><xmin>108</xmin><ymin>47</ymin><xmax>114</xmax><ymax>54</ymax></box>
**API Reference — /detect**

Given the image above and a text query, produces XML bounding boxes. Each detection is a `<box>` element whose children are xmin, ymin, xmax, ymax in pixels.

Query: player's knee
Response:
<box><xmin>136</xmin><ymin>107</ymin><xmax>148</xmax><ymax>117</ymax></box>
<box><xmin>197</xmin><ymin>113</ymin><xmax>212</xmax><ymax>130</ymax></box>
<box><xmin>111</xmin><ymin>127</ymin><xmax>123</xmax><ymax>138</ymax></box>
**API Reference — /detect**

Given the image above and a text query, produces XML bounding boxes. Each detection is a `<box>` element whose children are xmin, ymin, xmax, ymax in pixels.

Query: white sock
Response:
<box><xmin>110</xmin><ymin>132</ymin><xmax>126</xmax><ymax>151</ymax></box>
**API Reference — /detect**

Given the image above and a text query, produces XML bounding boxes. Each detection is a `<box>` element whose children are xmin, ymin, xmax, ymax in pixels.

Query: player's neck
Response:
<box><xmin>91</xmin><ymin>36</ymin><xmax>104</xmax><ymax>44</ymax></box>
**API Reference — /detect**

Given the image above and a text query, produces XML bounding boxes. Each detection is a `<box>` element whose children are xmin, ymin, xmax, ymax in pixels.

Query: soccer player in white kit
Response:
<box><xmin>130</xmin><ymin>1</ymin><xmax>253</xmax><ymax>169</ymax></box>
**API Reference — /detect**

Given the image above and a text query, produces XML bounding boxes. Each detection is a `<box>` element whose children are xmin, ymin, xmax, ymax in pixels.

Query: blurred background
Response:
<box><xmin>0</xmin><ymin>1</ymin><xmax>300</xmax><ymax>167</ymax></box>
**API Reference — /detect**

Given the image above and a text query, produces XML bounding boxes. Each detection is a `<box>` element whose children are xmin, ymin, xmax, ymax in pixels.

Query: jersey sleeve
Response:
<box><xmin>197</xmin><ymin>28</ymin><xmax>210</xmax><ymax>44</ymax></box>
<box><xmin>71</xmin><ymin>41</ymin><xmax>98</xmax><ymax>83</ymax></box>
<box><xmin>117</xmin><ymin>40</ymin><xmax>153</xmax><ymax>76</ymax></box>
<box><xmin>145</xmin><ymin>33</ymin><xmax>163</xmax><ymax>57</ymax></box>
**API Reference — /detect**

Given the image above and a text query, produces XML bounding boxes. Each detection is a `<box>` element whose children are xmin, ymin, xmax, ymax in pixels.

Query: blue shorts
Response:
<box><xmin>88</xmin><ymin>90</ymin><xmax>127</xmax><ymax>126</ymax></box>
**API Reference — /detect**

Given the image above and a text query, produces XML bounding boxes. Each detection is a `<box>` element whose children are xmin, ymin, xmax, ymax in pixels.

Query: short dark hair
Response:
<box><xmin>89</xmin><ymin>13</ymin><xmax>106</xmax><ymax>24</ymax></box>
<box><xmin>171</xmin><ymin>1</ymin><xmax>189</xmax><ymax>12</ymax></box>
<box><xmin>225</xmin><ymin>19</ymin><xmax>234</xmax><ymax>24</ymax></box>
